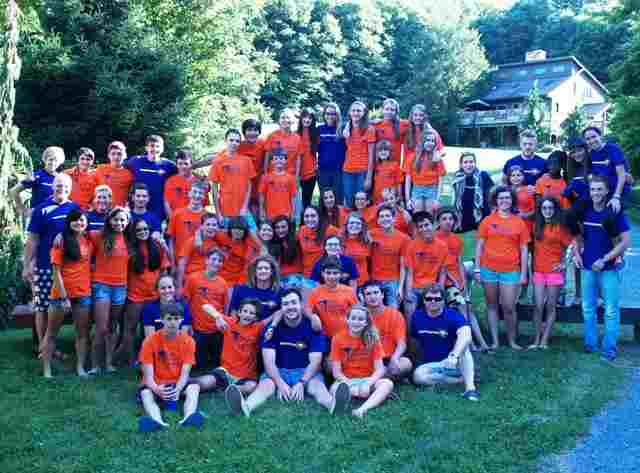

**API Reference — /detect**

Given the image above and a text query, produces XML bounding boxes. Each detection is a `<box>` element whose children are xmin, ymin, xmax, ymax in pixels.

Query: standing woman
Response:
<box><xmin>117</xmin><ymin>218</ymin><xmax>171</xmax><ymax>365</ymax></box>
<box><xmin>530</xmin><ymin>198</ymin><xmax>574</xmax><ymax>349</ymax></box>
<box><xmin>42</xmin><ymin>209</ymin><xmax>94</xmax><ymax>377</ymax></box>
<box><xmin>264</xmin><ymin>108</ymin><xmax>302</xmax><ymax>181</ymax></box>
<box><xmin>343</xmin><ymin>101</ymin><xmax>376</xmax><ymax>208</ymax></box>
<box><xmin>507</xmin><ymin>165</ymin><xmax>535</xmax><ymax>237</ymax></box>
<box><xmin>403</xmin><ymin>104</ymin><xmax>445</xmax><ymax>166</ymax></box>
<box><xmin>475</xmin><ymin>186</ymin><xmax>530</xmax><ymax>351</ymax></box>
<box><xmin>451</xmin><ymin>152</ymin><xmax>494</xmax><ymax>233</ymax></box>
<box><xmin>342</xmin><ymin>212</ymin><xmax>372</xmax><ymax>290</ymax></box>
<box><xmin>317</xmin><ymin>103</ymin><xmax>346</xmax><ymax>204</ymax></box>
<box><xmin>373</xmin><ymin>98</ymin><xmax>408</xmax><ymax>166</ymax></box>
<box><xmin>297</xmin><ymin>108</ymin><xmax>320</xmax><ymax>209</ymax></box>
<box><xmin>404</xmin><ymin>130</ymin><xmax>446</xmax><ymax>214</ymax></box>
<box><xmin>88</xmin><ymin>206</ymin><xmax>131</xmax><ymax>374</ymax></box>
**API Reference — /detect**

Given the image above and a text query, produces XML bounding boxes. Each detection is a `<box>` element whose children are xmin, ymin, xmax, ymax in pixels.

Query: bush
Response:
<box><xmin>0</xmin><ymin>229</ymin><xmax>31</xmax><ymax>329</ymax></box>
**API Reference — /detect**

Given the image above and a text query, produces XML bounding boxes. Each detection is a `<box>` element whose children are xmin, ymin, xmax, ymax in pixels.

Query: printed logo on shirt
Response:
<box><xmin>418</xmin><ymin>329</ymin><xmax>448</xmax><ymax>338</ymax></box>
<box><xmin>281</xmin><ymin>341</ymin><xmax>307</xmax><ymax>351</ymax></box>
<box><xmin>140</xmin><ymin>168</ymin><xmax>164</xmax><ymax>175</ymax></box>
<box><xmin>591</xmin><ymin>160</ymin><xmax>610</xmax><ymax>166</ymax></box>
<box><xmin>489</xmin><ymin>223</ymin><xmax>515</xmax><ymax>236</ymax></box>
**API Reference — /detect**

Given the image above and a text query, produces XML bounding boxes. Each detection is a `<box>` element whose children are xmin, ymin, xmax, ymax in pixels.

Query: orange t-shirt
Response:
<box><xmin>478</xmin><ymin>212</ymin><xmax>531</xmax><ymax>273</ymax></box>
<box><xmin>374</xmin><ymin>119</ymin><xmax>409</xmax><ymax>165</ymax></box>
<box><xmin>371</xmin><ymin>307</ymin><xmax>406</xmax><ymax>358</ymax></box>
<box><xmin>307</xmin><ymin>284</ymin><xmax>358</xmax><ymax>337</ymax></box>
<box><xmin>369</xmin><ymin>229</ymin><xmax>410</xmax><ymax>281</ymax></box>
<box><xmin>515</xmin><ymin>186</ymin><xmax>535</xmax><ymax>235</ymax></box>
<box><xmin>403</xmin><ymin>155</ymin><xmax>446</xmax><ymax>186</ymax></box>
<box><xmin>258</xmin><ymin>172</ymin><xmax>297</xmax><ymax>220</ymax></box>
<box><xmin>220</xmin><ymin>316</ymin><xmax>269</xmax><ymax>380</ymax></box>
<box><xmin>50</xmin><ymin>235</ymin><xmax>94</xmax><ymax>299</ymax></box>
<box><xmin>167</xmin><ymin>207</ymin><xmax>204</xmax><ymax>257</ymax></box>
<box><xmin>373</xmin><ymin>161</ymin><xmax>404</xmax><ymax>204</ymax></box>
<box><xmin>217</xmin><ymin>234</ymin><xmax>262</xmax><ymax>285</ymax></box>
<box><xmin>183</xmin><ymin>272</ymin><xmax>229</xmax><ymax>333</ymax></box>
<box><xmin>344</xmin><ymin>126</ymin><xmax>376</xmax><ymax>173</ymax></box>
<box><xmin>65</xmin><ymin>167</ymin><xmax>99</xmax><ymax>210</ymax></box>
<box><xmin>535</xmin><ymin>174</ymin><xmax>569</xmax><ymax>208</ymax></box>
<box><xmin>89</xmin><ymin>231</ymin><xmax>129</xmax><ymax>286</ymax></box>
<box><xmin>238</xmin><ymin>139</ymin><xmax>267</xmax><ymax>176</ymax></box>
<box><xmin>359</xmin><ymin>206</ymin><xmax>378</xmax><ymax>228</ymax></box>
<box><xmin>264</xmin><ymin>130</ymin><xmax>302</xmax><ymax>176</ymax></box>
<box><xmin>343</xmin><ymin>238</ymin><xmax>371</xmax><ymax>285</ymax></box>
<box><xmin>127</xmin><ymin>245</ymin><xmax>171</xmax><ymax>303</ymax></box>
<box><xmin>297</xmin><ymin>225</ymin><xmax>340</xmax><ymax>277</ymax></box>
<box><xmin>299</xmin><ymin>128</ymin><xmax>317</xmax><ymax>180</ymax></box>
<box><xmin>330</xmin><ymin>331</ymin><xmax>383</xmax><ymax>378</ymax></box>
<box><xmin>403</xmin><ymin>126</ymin><xmax>445</xmax><ymax>164</ymax></box>
<box><xmin>404</xmin><ymin>237</ymin><xmax>448</xmax><ymax>288</ymax></box>
<box><xmin>533</xmin><ymin>224</ymin><xmax>573</xmax><ymax>273</ymax></box>
<box><xmin>368</xmin><ymin>207</ymin><xmax>412</xmax><ymax>235</ymax></box>
<box><xmin>208</xmin><ymin>152</ymin><xmax>256</xmax><ymax>217</ymax></box>
<box><xmin>179</xmin><ymin>234</ymin><xmax>228</xmax><ymax>276</ymax></box>
<box><xmin>164</xmin><ymin>175</ymin><xmax>210</xmax><ymax>212</ymax></box>
<box><xmin>435</xmin><ymin>230</ymin><xmax>465</xmax><ymax>289</ymax></box>
<box><xmin>279</xmin><ymin>250</ymin><xmax>304</xmax><ymax>277</ymax></box>
<box><xmin>95</xmin><ymin>165</ymin><xmax>134</xmax><ymax>207</ymax></box>
<box><xmin>139</xmin><ymin>331</ymin><xmax>196</xmax><ymax>385</ymax></box>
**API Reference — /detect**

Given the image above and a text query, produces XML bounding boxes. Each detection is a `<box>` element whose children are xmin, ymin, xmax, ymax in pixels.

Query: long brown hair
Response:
<box><xmin>102</xmin><ymin>206</ymin><xmax>129</xmax><ymax>256</ymax></box>
<box><xmin>414</xmin><ymin>130</ymin><xmax>438</xmax><ymax>173</ymax></box>
<box><xmin>405</xmin><ymin>104</ymin><xmax>426</xmax><ymax>149</ymax></box>
<box><xmin>347</xmin><ymin>304</ymin><xmax>380</xmax><ymax>350</ymax></box>
<box><xmin>382</xmin><ymin>98</ymin><xmax>401</xmax><ymax>140</ymax></box>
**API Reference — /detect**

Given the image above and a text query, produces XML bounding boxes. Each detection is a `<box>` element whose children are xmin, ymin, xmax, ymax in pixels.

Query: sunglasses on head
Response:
<box><xmin>424</xmin><ymin>296</ymin><xmax>443</xmax><ymax>302</ymax></box>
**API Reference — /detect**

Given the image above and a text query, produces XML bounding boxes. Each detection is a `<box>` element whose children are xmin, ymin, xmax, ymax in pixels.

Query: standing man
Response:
<box><xmin>502</xmin><ymin>129</ymin><xmax>547</xmax><ymax>188</ymax></box>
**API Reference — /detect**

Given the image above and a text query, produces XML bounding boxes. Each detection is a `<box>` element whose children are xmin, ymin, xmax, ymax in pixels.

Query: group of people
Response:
<box><xmin>12</xmin><ymin>98</ymin><xmax>631</xmax><ymax>432</ymax></box>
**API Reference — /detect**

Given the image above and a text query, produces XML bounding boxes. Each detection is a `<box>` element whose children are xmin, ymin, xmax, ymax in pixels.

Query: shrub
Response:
<box><xmin>0</xmin><ymin>229</ymin><xmax>31</xmax><ymax>329</ymax></box>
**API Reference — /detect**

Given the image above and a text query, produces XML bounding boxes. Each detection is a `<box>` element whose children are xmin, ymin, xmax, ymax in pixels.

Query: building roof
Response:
<box><xmin>480</xmin><ymin>78</ymin><xmax>564</xmax><ymax>102</ymax></box>
<box><xmin>581</xmin><ymin>102</ymin><xmax>609</xmax><ymax>116</ymax></box>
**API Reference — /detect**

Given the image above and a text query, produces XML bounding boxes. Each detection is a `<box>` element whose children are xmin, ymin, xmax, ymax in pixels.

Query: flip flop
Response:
<box><xmin>138</xmin><ymin>416</ymin><xmax>165</xmax><ymax>433</ymax></box>
<box><xmin>331</xmin><ymin>382</ymin><xmax>351</xmax><ymax>415</ymax></box>
<box><xmin>180</xmin><ymin>411</ymin><xmax>205</xmax><ymax>429</ymax></box>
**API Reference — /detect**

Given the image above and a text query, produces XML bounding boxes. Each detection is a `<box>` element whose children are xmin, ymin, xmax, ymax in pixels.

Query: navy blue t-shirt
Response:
<box><xmin>229</xmin><ymin>285</ymin><xmax>281</xmax><ymax>320</ymax></box>
<box><xmin>581</xmin><ymin>203</ymin><xmax>630</xmax><ymax>271</ymax></box>
<box><xmin>124</xmin><ymin>155</ymin><xmax>177</xmax><ymax>221</ymax></box>
<box><xmin>141</xmin><ymin>299</ymin><xmax>192</xmax><ymax>330</ymax></box>
<box><xmin>87</xmin><ymin>210</ymin><xmax>107</xmax><ymax>232</ymax></box>
<box><xmin>310</xmin><ymin>255</ymin><xmax>359</xmax><ymax>285</ymax></box>
<box><xmin>410</xmin><ymin>307</ymin><xmax>469</xmax><ymax>364</ymax></box>
<box><xmin>262</xmin><ymin>317</ymin><xmax>328</xmax><ymax>370</ymax></box>
<box><xmin>563</xmin><ymin>176</ymin><xmax>589</xmax><ymax>203</ymax></box>
<box><xmin>27</xmin><ymin>198</ymin><xmax>80</xmax><ymax>270</ymax></box>
<box><xmin>589</xmin><ymin>142</ymin><xmax>630</xmax><ymax>197</ymax></box>
<box><xmin>317</xmin><ymin>124</ymin><xmax>346</xmax><ymax>171</ymax></box>
<box><xmin>21</xmin><ymin>170</ymin><xmax>56</xmax><ymax>208</ymax></box>
<box><xmin>131</xmin><ymin>209</ymin><xmax>162</xmax><ymax>233</ymax></box>
<box><xmin>503</xmin><ymin>154</ymin><xmax>547</xmax><ymax>186</ymax></box>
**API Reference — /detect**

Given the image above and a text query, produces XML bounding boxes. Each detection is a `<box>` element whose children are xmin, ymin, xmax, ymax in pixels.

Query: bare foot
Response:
<box><xmin>77</xmin><ymin>369</ymin><xmax>88</xmax><ymax>377</ymax></box>
<box><xmin>527</xmin><ymin>343</ymin><xmax>539</xmax><ymax>350</ymax></box>
<box><xmin>352</xmin><ymin>408</ymin><xmax>366</xmax><ymax>418</ymax></box>
<box><xmin>510</xmin><ymin>343</ymin><xmax>523</xmax><ymax>351</ymax></box>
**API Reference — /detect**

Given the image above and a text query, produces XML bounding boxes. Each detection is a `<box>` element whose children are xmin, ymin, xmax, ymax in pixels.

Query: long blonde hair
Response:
<box><xmin>405</xmin><ymin>104</ymin><xmax>426</xmax><ymax>149</ymax></box>
<box><xmin>344</xmin><ymin>101</ymin><xmax>369</xmax><ymax>139</ymax></box>
<box><xmin>323</xmin><ymin>102</ymin><xmax>343</xmax><ymax>139</ymax></box>
<box><xmin>347</xmin><ymin>304</ymin><xmax>379</xmax><ymax>349</ymax></box>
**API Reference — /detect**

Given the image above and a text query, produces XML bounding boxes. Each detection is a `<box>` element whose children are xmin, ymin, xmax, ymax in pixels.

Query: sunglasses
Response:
<box><xmin>424</xmin><ymin>296</ymin><xmax>443</xmax><ymax>302</ymax></box>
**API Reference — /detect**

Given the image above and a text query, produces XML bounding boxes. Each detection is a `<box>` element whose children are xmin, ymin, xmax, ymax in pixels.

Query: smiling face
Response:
<box><xmin>281</xmin><ymin>292</ymin><xmax>302</xmax><ymax>324</ymax></box>
<box><xmin>202</xmin><ymin>217</ymin><xmax>219</xmax><ymax>238</ymax></box>
<box><xmin>258</xmin><ymin>223</ymin><xmax>274</xmax><ymax>242</ymax></box>
<box><xmin>188</xmin><ymin>186</ymin><xmax>206</xmax><ymax>206</ymax></box>
<box><xmin>274</xmin><ymin>219</ymin><xmax>289</xmax><ymax>239</ymax></box>
<box><xmin>52</xmin><ymin>175</ymin><xmax>72</xmax><ymax>201</ymax></box>
<box><xmin>206</xmin><ymin>253</ymin><xmax>223</xmax><ymax>274</ymax></box>
<box><xmin>108</xmin><ymin>146</ymin><xmax>126</xmax><ymax>167</ymax></box>
<box><xmin>423</xmin><ymin>133</ymin><xmax>437</xmax><ymax>152</ymax></box>
<box><xmin>496</xmin><ymin>191</ymin><xmax>513</xmax><ymax>212</ymax></box>
<box><xmin>363</xmin><ymin>285</ymin><xmax>384</xmax><ymax>309</ymax></box>
<box><xmin>324</xmin><ymin>106</ymin><xmax>337</xmax><ymax>126</ymax></box>
<box><xmin>133</xmin><ymin>189</ymin><xmax>150</xmax><ymax>210</ymax></box>
<box><xmin>411</xmin><ymin>108</ymin><xmax>426</xmax><ymax>126</ymax></box>
<box><xmin>255</xmin><ymin>260</ymin><xmax>272</xmax><ymax>283</ymax></box>
<box><xmin>303</xmin><ymin>208</ymin><xmax>319</xmax><ymax>229</ymax></box>
<box><xmin>109</xmin><ymin>210</ymin><xmax>129</xmax><ymax>233</ymax></box>
<box><xmin>135</xmin><ymin>220</ymin><xmax>150</xmax><ymax>241</ymax></box>
<box><xmin>424</xmin><ymin>290</ymin><xmax>445</xmax><ymax>317</ymax></box>
<box><xmin>78</xmin><ymin>153</ymin><xmax>94</xmax><ymax>171</ymax></box>
<box><xmin>279</xmin><ymin>110</ymin><xmax>295</xmax><ymax>131</ymax></box>
<box><xmin>377</xmin><ymin>146</ymin><xmax>391</xmax><ymax>161</ymax></box>
<box><xmin>230</xmin><ymin>227</ymin><xmax>246</xmax><ymax>241</ymax></box>
<box><xmin>244</xmin><ymin>127</ymin><xmax>260</xmax><ymax>143</ymax></box>
<box><xmin>584</xmin><ymin>129</ymin><xmax>603</xmax><ymax>151</ymax></box>
<box><xmin>520</xmin><ymin>137</ymin><xmax>536</xmax><ymax>157</ymax></box>
<box><xmin>383</xmin><ymin>101</ymin><xmax>397</xmax><ymax>120</ymax></box>
<box><xmin>158</xmin><ymin>276</ymin><xmax>176</xmax><ymax>303</ymax></box>
<box><xmin>540</xmin><ymin>200</ymin><xmax>556</xmax><ymax>221</ymax></box>
<box><xmin>301</xmin><ymin>115</ymin><xmax>313</xmax><ymax>128</ymax></box>
<box><xmin>377</xmin><ymin>209</ymin><xmax>394</xmax><ymax>230</ymax></box>
<box><xmin>354</xmin><ymin>192</ymin><xmax>369</xmax><ymax>210</ymax></box>
<box><xmin>461</xmin><ymin>155</ymin><xmax>476</xmax><ymax>175</ymax></box>
<box><xmin>590</xmin><ymin>180</ymin><xmax>608</xmax><ymax>206</ymax></box>
<box><xmin>509</xmin><ymin>169</ymin><xmax>525</xmax><ymax>187</ymax></box>
<box><xmin>322</xmin><ymin>267</ymin><xmax>341</xmax><ymax>287</ymax></box>
<box><xmin>346</xmin><ymin>215</ymin><xmax>363</xmax><ymax>236</ymax></box>
<box><xmin>324</xmin><ymin>237</ymin><xmax>342</xmax><ymax>257</ymax></box>
<box><xmin>347</xmin><ymin>307</ymin><xmax>369</xmax><ymax>334</ymax></box>
<box><xmin>349</xmin><ymin>103</ymin><xmax>365</xmax><ymax>123</ymax></box>
<box><xmin>94</xmin><ymin>190</ymin><xmax>112</xmax><ymax>213</ymax></box>
<box><xmin>238</xmin><ymin>303</ymin><xmax>258</xmax><ymax>325</ymax></box>
<box><xmin>382</xmin><ymin>190</ymin><xmax>397</xmax><ymax>208</ymax></box>
<box><xmin>146</xmin><ymin>140</ymin><xmax>164</xmax><ymax>160</ymax></box>
<box><xmin>226</xmin><ymin>132</ymin><xmax>241</xmax><ymax>154</ymax></box>
<box><xmin>70</xmin><ymin>214</ymin><xmax>88</xmax><ymax>234</ymax></box>
<box><xmin>322</xmin><ymin>189</ymin><xmax>336</xmax><ymax>209</ymax></box>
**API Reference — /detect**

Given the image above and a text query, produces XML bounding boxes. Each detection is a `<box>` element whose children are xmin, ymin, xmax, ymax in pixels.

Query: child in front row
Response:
<box><xmin>330</xmin><ymin>304</ymin><xmax>394</xmax><ymax>418</ymax></box>
<box><xmin>138</xmin><ymin>303</ymin><xmax>204</xmax><ymax>432</ymax></box>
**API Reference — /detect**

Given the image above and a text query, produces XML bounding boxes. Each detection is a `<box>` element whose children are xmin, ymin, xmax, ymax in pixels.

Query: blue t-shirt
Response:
<box><xmin>262</xmin><ymin>317</ymin><xmax>328</xmax><ymax>370</ymax></box>
<box><xmin>27</xmin><ymin>198</ymin><xmax>80</xmax><ymax>270</ymax></box>
<box><xmin>310</xmin><ymin>255</ymin><xmax>359</xmax><ymax>285</ymax></box>
<box><xmin>229</xmin><ymin>285</ymin><xmax>281</xmax><ymax>320</ymax></box>
<box><xmin>563</xmin><ymin>176</ymin><xmax>589</xmax><ymax>203</ymax></box>
<box><xmin>21</xmin><ymin>170</ymin><xmax>56</xmax><ymax>208</ymax></box>
<box><xmin>589</xmin><ymin>142</ymin><xmax>630</xmax><ymax>197</ymax></box>
<box><xmin>131</xmin><ymin>209</ymin><xmax>162</xmax><ymax>233</ymax></box>
<box><xmin>503</xmin><ymin>154</ymin><xmax>547</xmax><ymax>186</ymax></box>
<box><xmin>410</xmin><ymin>307</ymin><xmax>469</xmax><ymax>364</ymax></box>
<box><xmin>86</xmin><ymin>210</ymin><xmax>107</xmax><ymax>232</ymax></box>
<box><xmin>581</xmin><ymin>203</ymin><xmax>630</xmax><ymax>271</ymax></box>
<box><xmin>141</xmin><ymin>299</ymin><xmax>192</xmax><ymax>330</ymax></box>
<box><xmin>124</xmin><ymin>155</ymin><xmax>177</xmax><ymax>221</ymax></box>
<box><xmin>317</xmin><ymin>124</ymin><xmax>346</xmax><ymax>171</ymax></box>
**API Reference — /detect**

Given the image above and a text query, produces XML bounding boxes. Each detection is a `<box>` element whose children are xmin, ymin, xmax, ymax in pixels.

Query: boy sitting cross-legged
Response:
<box><xmin>137</xmin><ymin>303</ymin><xmax>205</xmax><ymax>432</ymax></box>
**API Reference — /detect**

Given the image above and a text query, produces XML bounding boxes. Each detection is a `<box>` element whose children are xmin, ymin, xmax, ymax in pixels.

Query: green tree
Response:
<box><xmin>522</xmin><ymin>83</ymin><xmax>551</xmax><ymax>143</ymax></box>
<box><xmin>561</xmin><ymin>105</ymin><xmax>588</xmax><ymax>145</ymax></box>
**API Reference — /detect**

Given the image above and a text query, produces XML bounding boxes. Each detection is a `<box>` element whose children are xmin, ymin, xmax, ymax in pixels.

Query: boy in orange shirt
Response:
<box><xmin>259</xmin><ymin>149</ymin><xmax>297</xmax><ymax>221</ymax></box>
<box><xmin>404</xmin><ymin>211</ymin><xmax>448</xmax><ymax>320</ymax></box>
<box><xmin>307</xmin><ymin>257</ymin><xmax>358</xmax><ymax>338</ymax></box>
<box><xmin>137</xmin><ymin>303</ymin><xmax>204</xmax><ymax>432</ymax></box>
<box><xmin>167</xmin><ymin>180</ymin><xmax>208</xmax><ymax>262</ymax></box>
<box><xmin>208</xmin><ymin>128</ymin><xmax>257</xmax><ymax>230</ymax></box>
<box><xmin>66</xmin><ymin>147</ymin><xmax>99</xmax><ymax>210</ymax></box>
<box><xmin>164</xmin><ymin>149</ymin><xmax>210</xmax><ymax>219</ymax></box>
<box><xmin>95</xmin><ymin>141</ymin><xmax>134</xmax><ymax>207</ymax></box>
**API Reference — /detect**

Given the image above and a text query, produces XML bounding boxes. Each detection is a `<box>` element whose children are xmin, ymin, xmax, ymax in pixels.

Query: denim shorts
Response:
<box><xmin>411</xmin><ymin>185</ymin><xmax>439</xmax><ymax>202</ymax></box>
<box><xmin>345</xmin><ymin>377</ymin><xmax>369</xmax><ymax>387</ymax></box>
<box><xmin>281</xmin><ymin>274</ymin><xmax>317</xmax><ymax>290</ymax></box>
<box><xmin>92</xmin><ymin>282</ymin><xmax>127</xmax><ymax>305</ymax></box>
<box><xmin>379</xmin><ymin>280</ymin><xmax>400</xmax><ymax>307</ymax></box>
<box><xmin>49</xmin><ymin>296</ymin><xmax>92</xmax><ymax>307</ymax></box>
<box><xmin>260</xmin><ymin>367</ymin><xmax>322</xmax><ymax>385</ymax></box>
<box><xmin>480</xmin><ymin>267</ymin><xmax>521</xmax><ymax>285</ymax></box>
<box><xmin>417</xmin><ymin>361</ymin><xmax>462</xmax><ymax>379</ymax></box>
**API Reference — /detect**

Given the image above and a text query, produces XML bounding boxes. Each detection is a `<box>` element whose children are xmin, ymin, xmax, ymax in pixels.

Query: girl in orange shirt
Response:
<box><xmin>508</xmin><ymin>165</ymin><xmax>535</xmax><ymax>235</ymax></box>
<box><xmin>264</xmin><ymin>108</ymin><xmax>302</xmax><ymax>179</ymax></box>
<box><xmin>330</xmin><ymin>304</ymin><xmax>393</xmax><ymax>418</ymax></box>
<box><xmin>404</xmin><ymin>130</ymin><xmax>446</xmax><ymax>214</ymax></box>
<box><xmin>219</xmin><ymin>217</ymin><xmax>262</xmax><ymax>286</ymax></box>
<box><xmin>372</xmin><ymin>139</ymin><xmax>403</xmax><ymax>204</ymax></box>
<box><xmin>89</xmin><ymin>206</ymin><xmax>131</xmax><ymax>374</ymax></box>
<box><xmin>351</xmin><ymin>190</ymin><xmax>377</xmax><ymax>228</ymax></box>
<box><xmin>116</xmin><ymin>218</ymin><xmax>171</xmax><ymax>366</ymax></box>
<box><xmin>530</xmin><ymin>197</ymin><xmax>574</xmax><ymax>349</ymax></box>
<box><xmin>320</xmin><ymin>187</ymin><xmax>349</xmax><ymax>229</ymax></box>
<box><xmin>66</xmin><ymin>147</ymin><xmax>99</xmax><ymax>210</ymax></box>
<box><xmin>297</xmin><ymin>108</ymin><xmax>319</xmax><ymax>209</ymax></box>
<box><xmin>343</xmin><ymin>101</ymin><xmax>376</xmax><ymax>208</ymax></box>
<box><xmin>374</xmin><ymin>98</ymin><xmax>408</xmax><ymax>165</ymax></box>
<box><xmin>342</xmin><ymin>212</ymin><xmax>372</xmax><ymax>289</ymax></box>
<box><xmin>42</xmin><ymin>209</ymin><xmax>94</xmax><ymax>378</ymax></box>
<box><xmin>297</xmin><ymin>206</ymin><xmax>340</xmax><ymax>282</ymax></box>
<box><xmin>272</xmin><ymin>216</ymin><xmax>303</xmax><ymax>288</ymax></box>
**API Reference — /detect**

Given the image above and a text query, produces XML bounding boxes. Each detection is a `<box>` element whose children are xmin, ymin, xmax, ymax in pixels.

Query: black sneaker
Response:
<box><xmin>225</xmin><ymin>385</ymin><xmax>249</xmax><ymax>417</ymax></box>
<box><xmin>211</xmin><ymin>367</ymin><xmax>230</xmax><ymax>390</ymax></box>
<box><xmin>331</xmin><ymin>382</ymin><xmax>351</xmax><ymax>415</ymax></box>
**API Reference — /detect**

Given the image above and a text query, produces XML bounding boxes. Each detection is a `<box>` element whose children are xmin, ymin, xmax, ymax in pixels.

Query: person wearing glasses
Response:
<box><xmin>410</xmin><ymin>283</ymin><xmax>479</xmax><ymax>401</ymax></box>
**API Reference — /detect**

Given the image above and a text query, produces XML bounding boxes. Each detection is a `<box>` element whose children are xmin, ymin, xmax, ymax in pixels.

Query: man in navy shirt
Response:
<box><xmin>574</xmin><ymin>176</ymin><xmax>630</xmax><ymax>361</ymax></box>
<box><xmin>23</xmin><ymin>173</ymin><xmax>79</xmax><ymax>351</ymax></box>
<box><xmin>502</xmin><ymin>129</ymin><xmax>547</xmax><ymax>187</ymax></box>
<box><xmin>224</xmin><ymin>288</ymin><xmax>351</xmax><ymax>417</ymax></box>
<box><xmin>410</xmin><ymin>283</ymin><xmax>478</xmax><ymax>401</ymax></box>
<box><xmin>317</xmin><ymin>103</ymin><xmax>347</xmax><ymax>205</ymax></box>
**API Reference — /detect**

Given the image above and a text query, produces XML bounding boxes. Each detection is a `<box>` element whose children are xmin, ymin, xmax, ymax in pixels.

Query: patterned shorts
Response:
<box><xmin>33</xmin><ymin>267</ymin><xmax>53</xmax><ymax>313</ymax></box>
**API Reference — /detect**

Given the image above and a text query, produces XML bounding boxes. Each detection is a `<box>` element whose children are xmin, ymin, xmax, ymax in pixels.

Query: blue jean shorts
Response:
<box><xmin>92</xmin><ymin>282</ymin><xmax>127</xmax><ymax>305</ymax></box>
<box><xmin>345</xmin><ymin>378</ymin><xmax>369</xmax><ymax>388</ymax></box>
<box><xmin>380</xmin><ymin>280</ymin><xmax>400</xmax><ymax>307</ymax></box>
<box><xmin>480</xmin><ymin>267</ymin><xmax>521</xmax><ymax>285</ymax></box>
<box><xmin>49</xmin><ymin>296</ymin><xmax>92</xmax><ymax>307</ymax></box>
<box><xmin>411</xmin><ymin>185</ymin><xmax>439</xmax><ymax>202</ymax></box>
<box><xmin>281</xmin><ymin>274</ymin><xmax>317</xmax><ymax>291</ymax></box>
<box><xmin>417</xmin><ymin>361</ymin><xmax>462</xmax><ymax>379</ymax></box>
<box><xmin>260</xmin><ymin>367</ymin><xmax>322</xmax><ymax>385</ymax></box>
